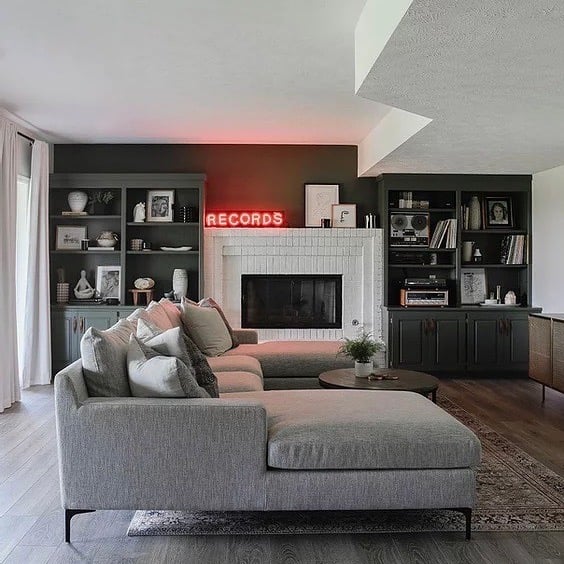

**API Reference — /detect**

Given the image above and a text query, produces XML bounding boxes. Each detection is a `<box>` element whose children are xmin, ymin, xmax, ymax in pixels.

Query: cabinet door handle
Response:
<box><xmin>73</xmin><ymin>316</ymin><xmax>77</xmax><ymax>334</ymax></box>
<box><xmin>423</xmin><ymin>319</ymin><xmax>429</xmax><ymax>335</ymax></box>
<box><xmin>505</xmin><ymin>319</ymin><xmax>511</xmax><ymax>336</ymax></box>
<box><xmin>499</xmin><ymin>319</ymin><xmax>504</xmax><ymax>334</ymax></box>
<box><xmin>429</xmin><ymin>319</ymin><xmax>436</xmax><ymax>334</ymax></box>
<box><xmin>80</xmin><ymin>317</ymin><xmax>85</xmax><ymax>333</ymax></box>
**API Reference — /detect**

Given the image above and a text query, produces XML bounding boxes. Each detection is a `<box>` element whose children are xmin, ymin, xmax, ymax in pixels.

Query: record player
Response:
<box><xmin>390</xmin><ymin>213</ymin><xmax>430</xmax><ymax>246</ymax></box>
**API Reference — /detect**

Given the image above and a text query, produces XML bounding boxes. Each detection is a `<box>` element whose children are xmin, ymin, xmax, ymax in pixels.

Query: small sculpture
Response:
<box><xmin>133</xmin><ymin>202</ymin><xmax>146</xmax><ymax>223</ymax></box>
<box><xmin>134</xmin><ymin>277</ymin><xmax>155</xmax><ymax>290</ymax></box>
<box><xmin>74</xmin><ymin>270</ymin><xmax>95</xmax><ymax>299</ymax></box>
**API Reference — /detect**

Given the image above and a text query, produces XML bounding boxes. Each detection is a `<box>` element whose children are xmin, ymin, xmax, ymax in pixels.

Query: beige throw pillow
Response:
<box><xmin>181</xmin><ymin>300</ymin><xmax>232</xmax><ymax>357</ymax></box>
<box><xmin>198</xmin><ymin>297</ymin><xmax>239</xmax><ymax>348</ymax></box>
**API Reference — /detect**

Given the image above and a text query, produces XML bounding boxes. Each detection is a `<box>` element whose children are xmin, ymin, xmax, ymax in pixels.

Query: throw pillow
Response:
<box><xmin>180</xmin><ymin>300</ymin><xmax>232</xmax><ymax>356</ymax></box>
<box><xmin>158</xmin><ymin>297</ymin><xmax>183</xmax><ymax>328</ymax></box>
<box><xmin>146</xmin><ymin>301</ymin><xmax>174</xmax><ymax>331</ymax></box>
<box><xmin>127</xmin><ymin>335</ymin><xmax>209</xmax><ymax>398</ymax></box>
<box><xmin>136</xmin><ymin>319</ymin><xmax>219</xmax><ymax>398</ymax></box>
<box><xmin>198</xmin><ymin>297</ymin><xmax>239</xmax><ymax>348</ymax></box>
<box><xmin>80</xmin><ymin>319</ymin><xmax>135</xmax><ymax>397</ymax></box>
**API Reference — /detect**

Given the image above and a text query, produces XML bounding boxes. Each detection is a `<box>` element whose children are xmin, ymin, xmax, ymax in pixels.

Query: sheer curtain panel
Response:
<box><xmin>19</xmin><ymin>140</ymin><xmax>51</xmax><ymax>387</ymax></box>
<box><xmin>0</xmin><ymin>118</ymin><xmax>21</xmax><ymax>411</ymax></box>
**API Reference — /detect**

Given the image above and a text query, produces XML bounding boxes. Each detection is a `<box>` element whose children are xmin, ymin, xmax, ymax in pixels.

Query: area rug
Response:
<box><xmin>128</xmin><ymin>397</ymin><xmax>564</xmax><ymax>535</ymax></box>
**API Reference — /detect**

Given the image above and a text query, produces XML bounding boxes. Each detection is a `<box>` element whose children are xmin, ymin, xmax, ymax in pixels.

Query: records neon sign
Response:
<box><xmin>205</xmin><ymin>211</ymin><xmax>285</xmax><ymax>228</ymax></box>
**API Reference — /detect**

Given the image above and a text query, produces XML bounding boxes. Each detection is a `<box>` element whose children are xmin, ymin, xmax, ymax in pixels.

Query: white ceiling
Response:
<box><xmin>0</xmin><ymin>0</ymin><xmax>389</xmax><ymax>144</ymax></box>
<box><xmin>2</xmin><ymin>1</ymin><xmax>564</xmax><ymax>175</ymax></box>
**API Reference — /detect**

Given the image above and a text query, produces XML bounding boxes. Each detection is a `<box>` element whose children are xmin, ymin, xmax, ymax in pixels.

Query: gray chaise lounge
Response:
<box><xmin>55</xmin><ymin>360</ymin><xmax>481</xmax><ymax>542</ymax></box>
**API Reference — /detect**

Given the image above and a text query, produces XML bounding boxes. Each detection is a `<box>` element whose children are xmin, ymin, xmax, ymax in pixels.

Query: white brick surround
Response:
<box><xmin>204</xmin><ymin>228</ymin><xmax>384</xmax><ymax>341</ymax></box>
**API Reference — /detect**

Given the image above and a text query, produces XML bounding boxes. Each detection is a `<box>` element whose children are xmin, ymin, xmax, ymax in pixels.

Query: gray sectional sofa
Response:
<box><xmin>54</xmin><ymin>305</ymin><xmax>481</xmax><ymax>542</ymax></box>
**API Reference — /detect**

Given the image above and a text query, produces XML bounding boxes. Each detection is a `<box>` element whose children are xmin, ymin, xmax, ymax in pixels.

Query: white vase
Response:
<box><xmin>354</xmin><ymin>360</ymin><xmax>373</xmax><ymax>378</ymax></box>
<box><xmin>172</xmin><ymin>269</ymin><xmax>188</xmax><ymax>301</ymax></box>
<box><xmin>468</xmin><ymin>196</ymin><xmax>481</xmax><ymax>230</ymax></box>
<box><xmin>67</xmin><ymin>191</ymin><xmax>88</xmax><ymax>213</ymax></box>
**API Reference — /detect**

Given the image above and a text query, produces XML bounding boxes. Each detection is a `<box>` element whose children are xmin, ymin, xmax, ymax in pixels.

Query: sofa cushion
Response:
<box><xmin>181</xmin><ymin>300</ymin><xmax>232</xmax><ymax>356</ymax></box>
<box><xmin>146</xmin><ymin>301</ymin><xmax>175</xmax><ymax>331</ymax></box>
<box><xmin>80</xmin><ymin>319</ymin><xmax>135</xmax><ymax>397</ymax></box>
<box><xmin>198</xmin><ymin>297</ymin><xmax>239</xmax><ymax>348</ymax></box>
<box><xmin>216</xmin><ymin>371</ymin><xmax>264</xmax><ymax>393</ymax></box>
<box><xmin>127</xmin><ymin>335</ymin><xmax>209</xmax><ymax>398</ymax></box>
<box><xmin>207</xmin><ymin>355</ymin><xmax>263</xmax><ymax>379</ymax></box>
<box><xmin>158</xmin><ymin>298</ymin><xmax>183</xmax><ymax>328</ymax></box>
<box><xmin>229</xmin><ymin>390</ymin><xmax>481</xmax><ymax>470</ymax></box>
<box><xmin>222</xmin><ymin>341</ymin><xmax>352</xmax><ymax>378</ymax></box>
<box><xmin>136</xmin><ymin>319</ymin><xmax>219</xmax><ymax>398</ymax></box>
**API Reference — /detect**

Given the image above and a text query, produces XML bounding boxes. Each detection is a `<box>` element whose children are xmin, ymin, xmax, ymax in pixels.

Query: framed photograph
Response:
<box><xmin>331</xmin><ymin>204</ymin><xmax>357</xmax><ymax>228</ymax></box>
<box><xmin>96</xmin><ymin>265</ymin><xmax>121</xmax><ymax>301</ymax></box>
<box><xmin>146</xmin><ymin>190</ymin><xmax>175</xmax><ymax>222</ymax></box>
<box><xmin>304</xmin><ymin>183</ymin><xmax>339</xmax><ymax>227</ymax></box>
<box><xmin>485</xmin><ymin>196</ymin><xmax>513</xmax><ymax>228</ymax></box>
<box><xmin>460</xmin><ymin>268</ymin><xmax>487</xmax><ymax>304</ymax></box>
<box><xmin>56</xmin><ymin>226</ymin><xmax>87</xmax><ymax>250</ymax></box>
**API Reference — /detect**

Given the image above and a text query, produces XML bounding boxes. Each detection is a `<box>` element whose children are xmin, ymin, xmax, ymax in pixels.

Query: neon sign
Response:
<box><xmin>205</xmin><ymin>211</ymin><xmax>285</xmax><ymax>228</ymax></box>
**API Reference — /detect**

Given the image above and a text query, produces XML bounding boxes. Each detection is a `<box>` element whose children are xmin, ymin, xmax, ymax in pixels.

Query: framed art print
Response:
<box><xmin>56</xmin><ymin>225</ymin><xmax>87</xmax><ymax>250</ymax></box>
<box><xmin>146</xmin><ymin>190</ymin><xmax>175</xmax><ymax>222</ymax></box>
<box><xmin>331</xmin><ymin>204</ymin><xmax>356</xmax><ymax>228</ymax></box>
<box><xmin>485</xmin><ymin>196</ymin><xmax>513</xmax><ymax>228</ymax></box>
<box><xmin>304</xmin><ymin>184</ymin><xmax>339</xmax><ymax>227</ymax></box>
<box><xmin>460</xmin><ymin>268</ymin><xmax>487</xmax><ymax>304</ymax></box>
<box><xmin>96</xmin><ymin>265</ymin><xmax>121</xmax><ymax>301</ymax></box>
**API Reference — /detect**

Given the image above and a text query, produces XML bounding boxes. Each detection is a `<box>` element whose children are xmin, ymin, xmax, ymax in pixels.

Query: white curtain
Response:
<box><xmin>18</xmin><ymin>140</ymin><xmax>51</xmax><ymax>387</ymax></box>
<box><xmin>0</xmin><ymin>118</ymin><xmax>21</xmax><ymax>412</ymax></box>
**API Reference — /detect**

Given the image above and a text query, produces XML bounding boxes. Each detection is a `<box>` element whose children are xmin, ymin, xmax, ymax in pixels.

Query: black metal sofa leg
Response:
<box><xmin>65</xmin><ymin>509</ymin><xmax>95</xmax><ymax>543</ymax></box>
<box><xmin>459</xmin><ymin>508</ymin><xmax>472</xmax><ymax>540</ymax></box>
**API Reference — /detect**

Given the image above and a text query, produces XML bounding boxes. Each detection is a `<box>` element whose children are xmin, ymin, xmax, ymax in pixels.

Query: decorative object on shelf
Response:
<box><xmin>67</xmin><ymin>191</ymin><xmax>89</xmax><ymax>213</ymax></box>
<box><xmin>332</xmin><ymin>204</ymin><xmax>357</xmax><ymax>228</ymax></box>
<box><xmin>56</xmin><ymin>225</ymin><xmax>87</xmax><ymax>250</ymax></box>
<box><xmin>468</xmin><ymin>195</ymin><xmax>482</xmax><ymax>230</ymax></box>
<box><xmin>172</xmin><ymin>268</ymin><xmax>188</xmax><ymax>300</ymax></box>
<box><xmin>462</xmin><ymin>241</ymin><xmax>474</xmax><ymax>263</ymax></box>
<box><xmin>74</xmin><ymin>270</ymin><xmax>95</xmax><ymax>300</ymax></box>
<box><xmin>160</xmin><ymin>246</ymin><xmax>193</xmax><ymax>252</ymax></box>
<box><xmin>96</xmin><ymin>231</ymin><xmax>119</xmax><ymax>248</ymax></box>
<box><xmin>88</xmin><ymin>190</ymin><xmax>115</xmax><ymax>215</ymax></box>
<box><xmin>460</xmin><ymin>268</ymin><xmax>487</xmax><ymax>304</ymax></box>
<box><xmin>338</xmin><ymin>330</ymin><xmax>386</xmax><ymax>378</ymax></box>
<box><xmin>364</xmin><ymin>213</ymin><xmax>377</xmax><ymax>228</ymax></box>
<box><xmin>504</xmin><ymin>290</ymin><xmax>517</xmax><ymax>305</ymax></box>
<box><xmin>472</xmin><ymin>247</ymin><xmax>483</xmax><ymax>263</ymax></box>
<box><xmin>304</xmin><ymin>183</ymin><xmax>339</xmax><ymax>227</ymax></box>
<box><xmin>321</xmin><ymin>218</ymin><xmax>331</xmax><ymax>228</ymax></box>
<box><xmin>133</xmin><ymin>202</ymin><xmax>146</xmax><ymax>222</ymax></box>
<box><xmin>179</xmin><ymin>206</ymin><xmax>198</xmax><ymax>223</ymax></box>
<box><xmin>163</xmin><ymin>290</ymin><xmax>175</xmax><ymax>300</ymax></box>
<box><xmin>485</xmin><ymin>196</ymin><xmax>513</xmax><ymax>228</ymax></box>
<box><xmin>130</xmin><ymin>238</ymin><xmax>144</xmax><ymax>251</ymax></box>
<box><xmin>146</xmin><ymin>190</ymin><xmax>175</xmax><ymax>222</ymax></box>
<box><xmin>429</xmin><ymin>253</ymin><xmax>438</xmax><ymax>265</ymax></box>
<box><xmin>142</xmin><ymin>241</ymin><xmax>152</xmax><ymax>250</ymax></box>
<box><xmin>134</xmin><ymin>277</ymin><xmax>155</xmax><ymax>290</ymax></box>
<box><xmin>81</xmin><ymin>239</ymin><xmax>89</xmax><ymax>251</ymax></box>
<box><xmin>96</xmin><ymin>265</ymin><xmax>121</xmax><ymax>302</ymax></box>
<box><xmin>129</xmin><ymin>288</ymin><xmax>154</xmax><ymax>306</ymax></box>
<box><xmin>56</xmin><ymin>283</ymin><xmax>70</xmax><ymax>303</ymax></box>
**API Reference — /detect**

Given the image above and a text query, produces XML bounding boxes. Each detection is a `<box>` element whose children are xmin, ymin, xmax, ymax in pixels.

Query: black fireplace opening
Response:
<box><xmin>241</xmin><ymin>275</ymin><xmax>342</xmax><ymax>329</ymax></box>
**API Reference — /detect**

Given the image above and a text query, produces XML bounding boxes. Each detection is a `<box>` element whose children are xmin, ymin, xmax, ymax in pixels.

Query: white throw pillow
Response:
<box><xmin>180</xmin><ymin>300</ymin><xmax>232</xmax><ymax>356</ymax></box>
<box><xmin>127</xmin><ymin>335</ymin><xmax>209</xmax><ymax>398</ymax></box>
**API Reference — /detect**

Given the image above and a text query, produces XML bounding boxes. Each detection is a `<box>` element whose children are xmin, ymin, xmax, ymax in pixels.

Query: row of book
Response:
<box><xmin>501</xmin><ymin>235</ymin><xmax>527</xmax><ymax>264</ymax></box>
<box><xmin>430</xmin><ymin>219</ymin><xmax>457</xmax><ymax>248</ymax></box>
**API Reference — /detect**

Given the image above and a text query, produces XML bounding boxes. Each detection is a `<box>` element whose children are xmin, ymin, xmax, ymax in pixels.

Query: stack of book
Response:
<box><xmin>500</xmin><ymin>235</ymin><xmax>526</xmax><ymax>264</ymax></box>
<box><xmin>430</xmin><ymin>219</ymin><xmax>457</xmax><ymax>248</ymax></box>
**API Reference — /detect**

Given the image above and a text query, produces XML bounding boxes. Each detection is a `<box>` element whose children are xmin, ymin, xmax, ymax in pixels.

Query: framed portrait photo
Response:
<box><xmin>485</xmin><ymin>196</ymin><xmax>513</xmax><ymax>228</ymax></box>
<box><xmin>56</xmin><ymin>225</ymin><xmax>87</xmax><ymax>250</ymax></box>
<box><xmin>304</xmin><ymin>183</ymin><xmax>339</xmax><ymax>227</ymax></box>
<box><xmin>331</xmin><ymin>204</ymin><xmax>357</xmax><ymax>228</ymax></box>
<box><xmin>96</xmin><ymin>265</ymin><xmax>121</xmax><ymax>301</ymax></box>
<box><xmin>460</xmin><ymin>268</ymin><xmax>487</xmax><ymax>304</ymax></box>
<box><xmin>146</xmin><ymin>190</ymin><xmax>175</xmax><ymax>222</ymax></box>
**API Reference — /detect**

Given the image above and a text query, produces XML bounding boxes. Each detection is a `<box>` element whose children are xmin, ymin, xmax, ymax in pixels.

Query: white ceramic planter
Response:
<box><xmin>67</xmin><ymin>191</ymin><xmax>88</xmax><ymax>213</ymax></box>
<box><xmin>172</xmin><ymin>269</ymin><xmax>188</xmax><ymax>300</ymax></box>
<box><xmin>354</xmin><ymin>361</ymin><xmax>373</xmax><ymax>378</ymax></box>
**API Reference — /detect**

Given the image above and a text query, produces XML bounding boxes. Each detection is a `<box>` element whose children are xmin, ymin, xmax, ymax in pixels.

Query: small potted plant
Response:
<box><xmin>88</xmin><ymin>190</ymin><xmax>115</xmax><ymax>215</ymax></box>
<box><xmin>338</xmin><ymin>330</ymin><xmax>386</xmax><ymax>378</ymax></box>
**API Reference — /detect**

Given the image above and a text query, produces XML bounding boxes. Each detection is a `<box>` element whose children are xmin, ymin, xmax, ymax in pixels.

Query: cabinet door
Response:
<box><xmin>426</xmin><ymin>313</ymin><xmax>466</xmax><ymax>371</ymax></box>
<box><xmin>467</xmin><ymin>312</ymin><xmax>504</xmax><ymax>372</ymax></box>
<box><xmin>77</xmin><ymin>310</ymin><xmax>117</xmax><ymax>338</ymax></box>
<box><xmin>504</xmin><ymin>313</ymin><xmax>530</xmax><ymax>368</ymax></box>
<box><xmin>552</xmin><ymin>321</ymin><xmax>564</xmax><ymax>392</ymax></box>
<box><xmin>390</xmin><ymin>312</ymin><xmax>426</xmax><ymax>368</ymax></box>
<box><xmin>529</xmin><ymin>316</ymin><xmax>552</xmax><ymax>385</ymax></box>
<box><xmin>51</xmin><ymin>310</ymin><xmax>80</xmax><ymax>374</ymax></box>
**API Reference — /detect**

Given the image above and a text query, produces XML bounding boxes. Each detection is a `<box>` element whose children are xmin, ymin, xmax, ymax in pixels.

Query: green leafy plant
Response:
<box><xmin>338</xmin><ymin>330</ymin><xmax>385</xmax><ymax>363</ymax></box>
<box><xmin>89</xmin><ymin>191</ymin><xmax>115</xmax><ymax>205</ymax></box>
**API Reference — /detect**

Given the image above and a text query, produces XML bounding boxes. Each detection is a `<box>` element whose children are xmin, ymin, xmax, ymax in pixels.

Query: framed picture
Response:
<box><xmin>56</xmin><ymin>226</ymin><xmax>87</xmax><ymax>250</ymax></box>
<box><xmin>146</xmin><ymin>190</ymin><xmax>175</xmax><ymax>222</ymax></box>
<box><xmin>460</xmin><ymin>268</ymin><xmax>487</xmax><ymax>304</ymax></box>
<box><xmin>331</xmin><ymin>204</ymin><xmax>357</xmax><ymax>228</ymax></box>
<box><xmin>96</xmin><ymin>265</ymin><xmax>121</xmax><ymax>301</ymax></box>
<box><xmin>484</xmin><ymin>196</ymin><xmax>513</xmax><ymax>228</ymax></box>
<box><xmin>304</xmin><ymin>184</ymin><xmax>339</xmax><ymax>227</ymax></box>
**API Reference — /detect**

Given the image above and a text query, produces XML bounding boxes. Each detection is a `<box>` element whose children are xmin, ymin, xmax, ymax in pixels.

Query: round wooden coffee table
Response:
<box><xmin>318</xmin><ymin>368</ymin><xmax>439</xmax><ymax>402</ymax></box>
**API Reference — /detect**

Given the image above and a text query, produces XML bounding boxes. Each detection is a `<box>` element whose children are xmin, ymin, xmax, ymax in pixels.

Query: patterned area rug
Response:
<box><xmin>128</xmin><ymin>397</ymin><xmax>564</xmax><ymax>535</ymax></box>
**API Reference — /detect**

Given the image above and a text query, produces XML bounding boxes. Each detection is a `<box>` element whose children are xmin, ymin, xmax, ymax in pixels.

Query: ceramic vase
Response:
<box><xmin>172</xmin><ymin>269</ymin><xmax>188</xmax><ymax>301</ymax></box>
<box><xmin>462</xmin><ymin>241</ymin><xmax>474</xmax><ymax>263</ymax></box>
<box><xmin>67</xmin><ymin>191</ymin><xmax>88</xmax><ymax>213</ymax></box>
<box><xmin>354</xmin><ymin>360</ymin><xmax>373</xmax><ymax>378</ymax></box>
<box><xmin>468</xmin><ymin>196</ymin><xmax>481</xmax><ymax>230</ymax></box>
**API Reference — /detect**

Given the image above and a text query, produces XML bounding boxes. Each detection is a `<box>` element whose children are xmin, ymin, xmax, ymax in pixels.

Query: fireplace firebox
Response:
<box><xmin>241</xmin><ymin>275</ymin><xmax>342</xmax><ymax>329</ymax></box>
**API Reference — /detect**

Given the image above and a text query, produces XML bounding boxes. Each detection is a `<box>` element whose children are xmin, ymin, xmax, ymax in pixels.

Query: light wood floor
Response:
<box><xmin>1</xmin><ymin>379</ymin><xmax>563</xmax><ymax>563</ymax></box>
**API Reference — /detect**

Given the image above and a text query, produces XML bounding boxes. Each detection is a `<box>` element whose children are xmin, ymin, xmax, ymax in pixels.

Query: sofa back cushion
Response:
<box><xmin>80</xmin><ymin>319</ymin><xmax>135</xmax><ymax>396</ymax></box>
<box><xmin>127</xmin><ymin>335</ymin><xmax>209</xmax><ymax>398</ymax></box>
<box><xmin>180</xmin><ymin>300</ymin><xmax>233</xmax><ymax>357</ymax></box>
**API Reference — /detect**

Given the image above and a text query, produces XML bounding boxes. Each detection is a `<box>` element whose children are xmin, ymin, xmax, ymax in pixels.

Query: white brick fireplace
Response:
<box><xmin>204</xmin><ymin>228</ymin><xmax>384</xmax><ymax>341</ymax></box>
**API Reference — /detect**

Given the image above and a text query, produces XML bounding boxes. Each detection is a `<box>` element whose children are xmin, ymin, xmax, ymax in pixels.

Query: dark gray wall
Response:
<box><xmin>54</xmin><ymin>144</ymin><xmax>379</xmax><ymax>227</ymax></box>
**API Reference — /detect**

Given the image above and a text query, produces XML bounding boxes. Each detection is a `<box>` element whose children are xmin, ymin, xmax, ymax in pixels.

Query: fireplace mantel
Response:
<box><xmin>204</xmin><ymin>228</ymin><xmax>383</xmax><ymax>341</ymax></box>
